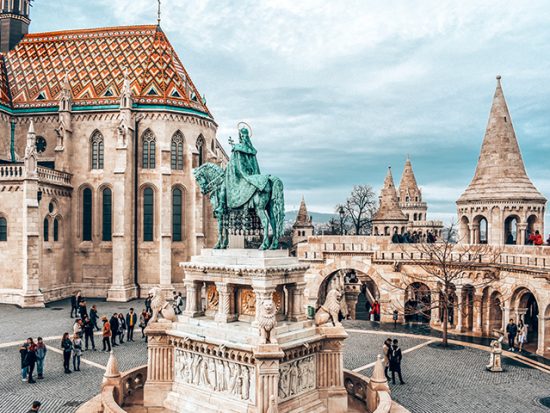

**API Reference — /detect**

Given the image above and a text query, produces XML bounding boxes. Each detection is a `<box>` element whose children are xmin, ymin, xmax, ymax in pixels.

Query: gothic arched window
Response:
<box><xmin>0</xmin><ymin>217</ymin><xmax>6</xmax><ymax>241</ymax></box>
<box><xmin>53</xmin><ymin>218</ymin><xmax>59</xmax><ymax>242</ymax></box>
<box><xmin>143</xmin><ymin>187</ymin><xmax>154</xmax><ymax>241</ymax></box>
<box><xmin>171</xmin><ymin>132</ymin><xmax>184</xmax><ymax>170</ymax></box>
<box><xmin>83</xmin><ymin>188</ymin><xmax>93</xmax><ymax>241</ymax></box>
<box><xmin>196</xmin><ymin>135</ymin><xmax>205</xmax><ymax>166</ymax></box>
<box><xmin>172</xmin><ymin>188</ymin><xmax>183</xmax><ymax>242</ymax></box>
<box><xmin>142</xmin><ymin>130</ymin><xmax>156</xmax><ymax>169</ymax></box>
<box><xmin>102</xmin><ymin>188</ymin><xmax>112</xmax><ymax>241</ymax></box>
<box><xmin>43</xmin><ymin>218</ymin><xmax>49</xmax><ymax>241</ymax></box>
<box><xmin>91</xmin><ymin>131</ymin><xmax>104</xmax><ymax>170</ymax></box>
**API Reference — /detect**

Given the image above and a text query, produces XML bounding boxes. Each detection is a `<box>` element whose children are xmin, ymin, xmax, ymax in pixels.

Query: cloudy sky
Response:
<box><xmin>32</xmin><ymin>1</ymin><xmax>550</xmax><ymax>223</ymax></box>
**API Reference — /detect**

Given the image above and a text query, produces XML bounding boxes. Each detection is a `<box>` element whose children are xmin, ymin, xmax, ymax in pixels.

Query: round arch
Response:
<box><xmin>473</xmin><ymin>215</ymin><xmax>488</xmax><ymax>244</ymax></box>
<box><xmin>504</xmin><ymin>214</ymin><xmax>520</xmax><ymax>245</ymax></box>
<box><xmin>404</xmin><ymin>282</ymin><xmax>431</xmax><ymax>323</ymax></box>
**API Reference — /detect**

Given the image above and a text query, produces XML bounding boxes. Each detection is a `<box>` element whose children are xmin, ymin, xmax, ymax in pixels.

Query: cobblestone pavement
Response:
<box><xmin>1</xmin><ymin>302</ymin><xmax>549</xmax><ymax>413</ymax></box>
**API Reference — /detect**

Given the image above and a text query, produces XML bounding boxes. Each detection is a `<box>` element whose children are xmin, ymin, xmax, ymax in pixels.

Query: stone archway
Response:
<box><xmin>488</xmin><ymin>290</ymin><xmax>503</xmax><ymax>335</ymax></box>
<box><xmin>461</xmin><ymin>284</ymin><xmax>475</xmax><ymax>331</ymax></box>
<box><xmin>526</xmin><ymin>215</ymin><xmax>538</xmax><ymax>245</ymax></box>
<box><xmin>504</xmin><ymin>215</ymin><xmax>520</xmax><ymax>245</ymax></box>
<box><xmin>404</xmin><ymin>282</ymin><xmax>431</xmax><ymax>323</ymax></box>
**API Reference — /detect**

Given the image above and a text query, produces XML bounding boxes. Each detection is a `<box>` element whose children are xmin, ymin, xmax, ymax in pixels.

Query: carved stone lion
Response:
<box><xmin>149</xmin><ymin>287</ymin><xmax>177</xmax><ymax>323</ymax></box>
<box><xmin>258</xmin><ymin>299</ymin><xmax>277</xmax><ymax>344</ymax></box>
<box><xmin>315</xmin><ymin>288</ymin><xmax>342</xmax><ymax>327</ymax></box>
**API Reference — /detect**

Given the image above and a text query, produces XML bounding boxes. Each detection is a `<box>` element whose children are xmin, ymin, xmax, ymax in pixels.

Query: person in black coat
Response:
<box><xmin>19</xmin><ymin>339</ymin><xmax>30</xmax><ymax>382</ymax></box>
<box><xmin>25</xmin><ymin>339</ymin><xmax>37</xmax><ymax>383</ymax></box>
<box><xmin>70</xmin><ymin>292</ymin><xmax>78</xmax><ymax>318</ymax></box>
<box><xmin>506</xmin><ymin>319</ymin><xmax>518</xmax><ymax>351</ymax></box>
<box><xmin>83</xmin><ymin>316</ymin><xmax>96</xmax><ymax>351</ymax></box>
<box><xmin>109</xmin><ymin>313</ymin><xmax>119</xmax><ymax>347</ymax></box>
<box><xmin>389</xmin><ymin>339</ymin><xmax>405</xmax><ymax>385</ymax></box>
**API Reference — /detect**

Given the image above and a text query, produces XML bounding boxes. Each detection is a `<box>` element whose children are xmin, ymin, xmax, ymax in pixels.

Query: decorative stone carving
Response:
<box><xmin>241</xmin><ymin>288</ymin><xmax>256</xmax><ymax>316</ymax></box>
<box><xmin>206</xmin><ymin>283</ymin><xmax>219</xmax><ymax>310</ymax></box>
<box><xmin>174</xmin><ymin>349</ymin><xmax>255</xmax><ymax>402</ymax></box>
<box><xmin>315</xmin><ymin>288</ymin><xmax>343</xmax><ymax>327</ymax></box>
<box><xmin>258</xmin><ymin>299</ymin><xmax>277</xmax><ymax>344</ymax></box>
<box><xmin>486</xmin><ymin>335</ymin><xmax>504</xmax><ymax>372</ymax></box>
<box><xmin>149</xmin><ymin>287</ymin><xmax>177</xmax><ymax>323</ymax></box>
<box><xmin>278</xmin><ymin>355</ymin><xmax>316</xmax><ymax>401</ymax></box>
<box><xmin>273</xmin><ymin>289</ymin><xmax>283</xmax><ymax>314</ymax></box>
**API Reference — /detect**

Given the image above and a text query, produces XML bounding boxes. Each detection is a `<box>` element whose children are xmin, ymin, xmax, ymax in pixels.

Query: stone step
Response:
<box><xmin>275</xmin><ymin>326</ymin><xmax>318</xmax><ymax>345</ymax></box>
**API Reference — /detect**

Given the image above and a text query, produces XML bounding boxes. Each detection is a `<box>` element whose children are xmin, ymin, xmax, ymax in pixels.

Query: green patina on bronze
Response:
<box><xmin>194</xmin><ymin>125</ymin><xmax>285</xmax><ymax>250</ymax></box>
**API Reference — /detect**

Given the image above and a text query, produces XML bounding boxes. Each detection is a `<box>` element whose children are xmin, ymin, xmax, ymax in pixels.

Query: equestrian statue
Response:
<box><xmin>193</xmin><ymin>123</ymin><xmax>285</xmax><ymax>250</ymax></box>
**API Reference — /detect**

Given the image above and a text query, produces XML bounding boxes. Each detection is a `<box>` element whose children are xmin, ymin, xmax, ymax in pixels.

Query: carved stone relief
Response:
<box><xmin>240</xmin><ymin>287</ymin><xmax>256</xmax><ymax>316</ymax></box>
<box><xmin>278</xmin><ymin>355</ymin><xmax>316</xmax><ymax>401</ymax></box>
<box><xmin>206</xmin><ymin>283</ymin><xmax>219</xmax><ymax>311</ymax></box>
<box><xmin>174</xmin><ymin>348</ymin><xmax>255</xmax><ymax>403</ymax></box>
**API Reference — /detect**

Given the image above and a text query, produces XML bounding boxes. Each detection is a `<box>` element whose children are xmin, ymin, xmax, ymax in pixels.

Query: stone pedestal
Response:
<box><xmin>145</xmin><ymin>249</ymin><xmax>348</xmax><ymax>413</ymax></box>
<box><xmin>106</xmin><ymin>283</ymin><xmax>137</xmax><ymax>302</ymax></box>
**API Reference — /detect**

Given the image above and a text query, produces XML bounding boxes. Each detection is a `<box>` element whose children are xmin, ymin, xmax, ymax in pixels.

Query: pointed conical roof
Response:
<box><xmin>293</xmin><ymin>196</ymin><xmax>313</xmax><ymax>228</ymax></box>
<box><xmin>373</xmin><ymin>167</ymin><xmax>408</xmax><ymax>221</ymax></box>
<box><xmin>458</xmin><ymin>76</ymin><xmax>545</xmax><ymax>203</ymax></box>
<box><xmin>399</xmin><ymin>157</ymin><xmax>421</xmax><ymax>202</ymax></box>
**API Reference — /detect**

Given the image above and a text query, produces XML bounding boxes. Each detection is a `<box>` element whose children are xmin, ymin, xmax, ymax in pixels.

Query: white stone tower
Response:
<box><xmin>292</xmin><ymin>196</ymin><xmax>314</xmax><ymax>247</ymax></box>
<box><xmin>372</xmin><ymin>167</ymin><xmax>408</xmax><ymax>236</ymax></box>
<box><xmin>457</xmin><ymin>76</ymin><xmax>546</xmax><ymax>245</ymax></box>
<box><xmin>398</xmin><ymin>157</ymin><xmax>426</xmax><ymax>223</ymax></box>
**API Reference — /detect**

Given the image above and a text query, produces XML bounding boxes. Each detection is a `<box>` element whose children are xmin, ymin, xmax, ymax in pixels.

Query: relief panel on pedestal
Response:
<box><xmin>174</xmin><ymin>348</ymin><xmax>256</xmax><ymax>403</ymax></box>
<box><xmin>278</xmin><ymin>355</ymin><xmax>316</xmax><ymax>402</ymax></box>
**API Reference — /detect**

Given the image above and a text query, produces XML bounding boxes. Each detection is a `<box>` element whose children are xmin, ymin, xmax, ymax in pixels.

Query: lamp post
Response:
<box><xmin>339</xmin><ymin>206</ymin><xmax>345</xmax><ymax>236</ymax></box>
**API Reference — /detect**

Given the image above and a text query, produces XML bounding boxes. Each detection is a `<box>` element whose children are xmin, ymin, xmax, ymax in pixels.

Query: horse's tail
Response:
<box><xmin>270</xmin><ymin>176</ymin><xmax>285</xmax><ymax>240</ymax></box>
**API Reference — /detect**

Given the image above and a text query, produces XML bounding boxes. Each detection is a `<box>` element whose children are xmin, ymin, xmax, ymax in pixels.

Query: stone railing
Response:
<box><xmin>37</xmin><ymin>166</ymin><xmax>72</xmax><ymax>187</ymax></box>
<box><xmin>344</xmin><ymin>369</ymin><xmax>408</xmax><ymax>413</ymax></box>
<box><xmin>76</xmin><ymin>362</ymin><xmax>147</xmax><ymax>413</ymax></box>
<box><xmin>297</xmin><ymin>235</ymin><xmax>550</xmax><ymax>273</ymax></box>
<box><xmin>0</xmin><ymin>163</ymin><xmax>24</xmax><ymax>180</ymax></box>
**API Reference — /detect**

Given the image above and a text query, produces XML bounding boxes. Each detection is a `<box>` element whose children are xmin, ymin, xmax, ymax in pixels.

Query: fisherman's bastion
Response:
<box><xmin>1</xmin><ymin>2</ymin><xmax>550</xmax><ymax>413</ymax></box>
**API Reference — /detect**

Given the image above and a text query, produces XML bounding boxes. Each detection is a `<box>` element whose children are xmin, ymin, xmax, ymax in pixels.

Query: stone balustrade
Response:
<box><xmin>298</xmin><ymin>235</ymin><xmax>550</xmax><ymax>274</ymax></box>
<box><xmin>76</xmin><ymin>365</ymin><xmax>147</xmax><ymax>413</ymax></box>
<box><xmin>0</xmin><ymin>163</ymin><xmax>24</xmax><ymax>180</ymax></box>
<box><xmin>0</xmin><ymin>163</ymin><xmax>72</xmax><ymax>187</ymax></box>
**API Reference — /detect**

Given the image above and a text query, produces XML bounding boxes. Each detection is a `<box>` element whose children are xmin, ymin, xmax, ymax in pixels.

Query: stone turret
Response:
<box><xmin>398</xmin><ymin>157</ymin><xmax>427</xmax><ymax>222</ymax></box>
<box><xmin>292</xmin><ymin>196</ymin><xmax>314</xmax><ymax>246</ymax></box>
<box><xmin>457</xmin><ymin>76</ymin><xmax>546</xmax><ymax>245</ymax></box>
<box><xmin>372</xmin><ymin>167</ymin><xmax>408</xmax><ymax>236</ymax></box>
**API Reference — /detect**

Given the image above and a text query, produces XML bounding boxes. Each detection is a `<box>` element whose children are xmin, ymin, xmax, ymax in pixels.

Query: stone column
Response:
<box><xmin>536</xmin><ymin>306</ymin><xmax>547</xmax><ymax>356</ymax></box>
<box><xmin>502</xmin><ymin>298</ymin><xmax>512</xmax><ymax>332</ymax></box>
<box><xmin>317</xmin><ymin>326</ymin><xmax>348</xmax><ymax>413</ymax></box>
<box><xmin>159</xmin><ymin>148</ymin><xmax>172</xmax><ymax>291</ymax></box>
<box><xmin>517</xmin><ymin>223</ymin><xmax>527</xmax><ymax>245</ymax></box>
<box><xmin>144</xmin><ymin>324</ymin><xmax>173</xmax><ymax>408</ymax></box>
<box><xmin>215</xmin><ymin>282</ymin><xmax>237</xmax><ymax>323</ymax></box>
<box><xmin>289</xmin><ymin>282</ymin><xmax>307</xmax><ymax>322</ymax></box>
<box><xmin>344</xmin><ymin>282</ymin><xmax>361</xmax><ymax>320</ymax></box>
<box><xmin>455</xmin><ymin>287</ymin><xmax>463</xmax><ymax>332</ymax></box>
<box><xmin>184</xmin><ymin>280</ymin><xmax>203</xmax><ymax>317</ymax></box>
<box><xmin>430</xmin><ymin>290</ymin><xmax>441</xmax><ymax>327</ymax></box>
<box><xmin>254</xmin><ymin>346</ymin><xmax>284</xmax><ymax>413</ymax></box>
<box><xmin>473</xmin><ymin>293</ymin><xmax>483</xmax><ymax>334</ymax></box>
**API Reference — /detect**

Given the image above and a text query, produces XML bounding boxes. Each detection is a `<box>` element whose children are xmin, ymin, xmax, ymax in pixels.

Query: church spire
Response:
<box><xmin>398</xmin><ymin>157</ymin><xmax>421</xmax><ymax>202</ymax></box>
<box><xmin>458</xmin><ymin>76</ymin><xmax>545</xmax><ymax>202</ymax></box>
<box><xmin>373</xmin><ymin>167</ymin><xmax>408</xmax><ymax>221</ymax></box>
<box><xmin>293</xmin><ymin>196</ymin><xmax>313</xmax><ymax>228</ymax></box>
<box><xmin>0</xmin><ymin>0</ymin><xmax>31</xmax><ymax>53</ymax></box>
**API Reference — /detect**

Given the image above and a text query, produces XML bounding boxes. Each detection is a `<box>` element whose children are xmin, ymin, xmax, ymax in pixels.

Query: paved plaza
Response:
<box><xmin>0</xmin><ymin>301</ymin><xmax>549</xmax><ymax>413</ymax></box>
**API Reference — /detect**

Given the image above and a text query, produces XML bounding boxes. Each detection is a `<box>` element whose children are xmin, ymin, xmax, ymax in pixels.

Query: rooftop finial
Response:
<box><xmin>157</xmin><ymin>0</ymin><xmax>162</xmax><ymax>26</ymax></box>
<box><xmin>496</xmin><ymin>74</ymin><xmax>501</xmax><ymax>82</ymax></box>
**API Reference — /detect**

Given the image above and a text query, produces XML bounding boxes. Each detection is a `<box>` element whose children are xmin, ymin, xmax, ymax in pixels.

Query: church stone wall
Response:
<box><xmin>0</xmin><ymin>187</ymin><xmax>24</xmax><ymax>291</ymax></box>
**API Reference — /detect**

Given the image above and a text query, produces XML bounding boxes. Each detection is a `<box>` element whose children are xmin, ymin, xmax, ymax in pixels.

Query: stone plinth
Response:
<box><xmin>143</xmin><ymin>248</ymin><xmax>348</xmax><ymax>413</ymax></box>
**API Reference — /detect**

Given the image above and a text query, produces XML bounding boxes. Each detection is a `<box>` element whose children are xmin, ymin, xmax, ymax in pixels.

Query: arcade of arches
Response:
<box><xmin>304</xmin><ymin>242</ymin><xmax>550</xmax><ymax>356</ymax></box>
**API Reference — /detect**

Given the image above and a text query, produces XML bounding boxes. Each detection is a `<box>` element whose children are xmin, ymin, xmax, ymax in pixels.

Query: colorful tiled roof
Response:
<box><xmin>0</xmin><ymin>25</ymin><xmax>210</xmax><ymax>115</ymax></box>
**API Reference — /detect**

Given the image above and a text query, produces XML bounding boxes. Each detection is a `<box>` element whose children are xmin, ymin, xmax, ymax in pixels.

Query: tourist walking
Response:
<box><xmin>70</xmin><ymin>291</ymin><xmax>79</xmax><ymax>318</ymax></box>
<box><xmin>140</xmin><ymin>309</ymin><xmax>150</xmax><ymax>341</ymax></box>
<box><xmin>393</xmin><ymin>310</ymin><xmax>399</xmax><ymax>327</ymax></box>
<box><xmin>518</xmin><ymin>320</ymin><xmax>527</xmax><ymax>352</ymax></box>
<box><xmin>27</xmin><ymin>400</ymin><xmax>41</xmax><ymax>412</ymax></box>
<box><xmin>25</xmin><ymin>338</ymin><xmax>37</xmax><ymax>383</ymax></box>
<box><xmin>83</xmin><ymin>316</ymin><xmax>96</xmax><ymax>351</ymax></box>
<box><xmin>389</xmin><ymin>339</ymin><xmax>405</xmax><ymax>385</ymax></box>
<box><xmin>90</xmin><ymin>305</ymin><xmax>100</xmax><ymax>331</ymax></box>
<box><xmin>102</xmin><ymin>316</ymin><xmax>112</xmax><ymax>352</ymax></box>
<box><xmin>506</xmin><ymin>318</ymin><xmax>517</xmax><ymax>351</ymax></box>
<box><xmin>61</xmin><ymin>332</ymin><xmax>73</xmax><ymax>374</ymax></box>
<box><xmin>175</xmin><ymin>292</ymin><xmax>183</xmax><ymax>315</ymax></box>
<box><xmin>117</xmin><ymin>313</ymin><xmax>126</xmax><ymax>344</ymax></box>
<box><xmin>126</xmin><ymin>308</ymin><xmax>137</xmax><ymax>342</ymax></box>
<box><xmin>383</xmin><ymin>338</ymin><xmax>392</xmax><ymax>380</ymax></box>
<box><xmin>72</xmin><ymin>334</ymin><xmax>82</xmax><ymax>371</ymax></box>
<box><xmin>145</xmin><ymin>293</ymin><xmax>152</xmax><ymax>314</ymax></box>
<box><xmin>78</xmin><ymin>299</ymin><xmax>88</xmax><ymax>319</ymax></box>
<box><xmin>110</xmin><ymin>313</ymin><xmax>120</xmax><ymax>347</ymax></box>
<box><xmin>35</xmin><ymin>337</ymin><xmax>47</xmax><ymax>379</ymax></box>
<box><xmin>19</xmin><ymin>338</ymin><xmax>30</xmax><ymax>382</ymax></box>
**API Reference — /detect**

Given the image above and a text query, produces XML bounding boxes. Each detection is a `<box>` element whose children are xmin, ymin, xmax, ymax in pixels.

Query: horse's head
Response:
<box><xmin>193</xmin><ymin>163</ymin><xmax>224</xmax><ymax>195</ymax></box>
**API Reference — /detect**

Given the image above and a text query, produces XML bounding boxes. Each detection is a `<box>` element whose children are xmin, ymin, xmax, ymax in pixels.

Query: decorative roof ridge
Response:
<box><xmin>22</xmin><ymin>24</ymin><xmax>158</xmax><ymax>41</ymax></box>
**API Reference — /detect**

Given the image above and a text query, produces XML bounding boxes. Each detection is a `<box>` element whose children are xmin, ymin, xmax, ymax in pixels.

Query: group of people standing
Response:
<box><xmin>382</xmin><ymin>338</ymin><xmax>405</xmax><ymax>385</ymax></box>
<box><xmin>98</xmin><ymin>308</ymin><xmax>147</xmax><ymax>352</ymax></box>
<box><xmin>19</xmin><ymin>337</ymin><xmax>47</xmax><ymax>384</ymax></box>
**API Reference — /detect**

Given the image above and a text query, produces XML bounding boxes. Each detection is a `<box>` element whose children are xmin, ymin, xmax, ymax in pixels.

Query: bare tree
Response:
<box><xmin>387</xmin><ymin>223</ymin><xmax>503</xmax><ymax>347</ymax></box>
<box><xmin>336</xmin><ymin>185</ymin><xmax>377</xmax><ymax>235</ymax></box>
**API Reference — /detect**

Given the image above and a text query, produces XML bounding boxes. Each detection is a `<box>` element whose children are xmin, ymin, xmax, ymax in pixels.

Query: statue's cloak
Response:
<box><xmin>225</xmin><ymin>140</ymin><xmax>269</xmax><ymax>209</ymax></box>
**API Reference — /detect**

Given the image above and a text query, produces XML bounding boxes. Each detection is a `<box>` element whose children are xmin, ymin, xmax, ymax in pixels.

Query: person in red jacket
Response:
<box><xmin>532</xmin><ymin>230</ymin><xmax>543</xmax><ymax>246</ymax></box>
